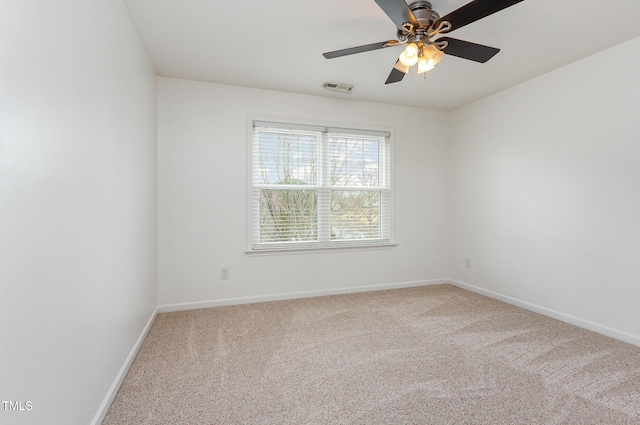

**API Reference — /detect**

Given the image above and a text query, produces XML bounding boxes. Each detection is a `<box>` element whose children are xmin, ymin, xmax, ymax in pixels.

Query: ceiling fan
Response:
<box><xmin>323</xmin><ymin>0</ymin><xmax>524</xmax><ymax>84</ymax></box>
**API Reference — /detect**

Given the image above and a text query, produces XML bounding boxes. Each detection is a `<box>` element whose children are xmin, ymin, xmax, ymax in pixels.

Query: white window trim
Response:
<box><xmin>246</xmin><ymin>116</ymin><xmax>396</xmax><ymax>254</ymax></box>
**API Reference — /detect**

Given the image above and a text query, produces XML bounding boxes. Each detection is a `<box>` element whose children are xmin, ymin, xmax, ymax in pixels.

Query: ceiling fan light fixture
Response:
<box><xmin>398</xmin><ymin>43</ymin><xmax>419</xmax><ymax>67</ymax></box>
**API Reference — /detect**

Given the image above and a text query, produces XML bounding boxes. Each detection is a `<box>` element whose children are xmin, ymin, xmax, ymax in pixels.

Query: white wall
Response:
<box><xmin>0</xmin><ymin>1</ymin><xmax>157</xmax><ymax>424</ymax></box>
<box><xmin>158</xmin><ymin>78</ymin><xmax>449</xmax><ymax>306</ymax></box>
<box><xmin>449</xmin><ymin>36</ymin><xmax>640</xmax><ymax>342</ymax></box>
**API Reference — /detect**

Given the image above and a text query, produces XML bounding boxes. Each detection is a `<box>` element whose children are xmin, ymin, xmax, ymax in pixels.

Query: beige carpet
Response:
<box><xmin>103</xmin><ymin>284</ymin><xmax>640</xmax><ymax>424</ymax></box>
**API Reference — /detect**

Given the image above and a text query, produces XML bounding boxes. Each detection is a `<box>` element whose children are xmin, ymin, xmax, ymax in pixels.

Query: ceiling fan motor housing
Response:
<box><xmin>410</xmin><ymin>1</ymin><xmax>440</xmax><ymax>28</ymax></box>
<box><xmin>397</xmin><ymin>1</ymin><xmax>441</xmax><ymax>42</ymax></box>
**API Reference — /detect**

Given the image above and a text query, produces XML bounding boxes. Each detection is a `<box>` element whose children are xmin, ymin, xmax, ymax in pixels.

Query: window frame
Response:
<box><xmin>246</xmin><ymin>117</ymin><xmax>395</xmax><ymax>254</ymax></box>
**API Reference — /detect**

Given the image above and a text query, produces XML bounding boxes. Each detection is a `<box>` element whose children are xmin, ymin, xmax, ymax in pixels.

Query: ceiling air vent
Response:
<box><xmin>322</xmin><ymin>82</ymin><xmax>354</xmax><ymax>94</ymax></box>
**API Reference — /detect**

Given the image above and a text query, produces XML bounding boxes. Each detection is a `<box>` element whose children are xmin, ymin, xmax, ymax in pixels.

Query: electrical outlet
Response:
<box><xmin>465</xmin><ymin>258</ymin><xmax>471</xmax><ymax>269</ymax></box>
<box><xmin>220</xmin><ymin>267</ymin><xmax>229</xmax><ymax>280</ymax></box>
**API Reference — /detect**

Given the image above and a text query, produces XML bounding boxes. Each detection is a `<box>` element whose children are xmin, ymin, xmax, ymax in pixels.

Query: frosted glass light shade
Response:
<box><xmin>399</xmin><ymin>43</ymin><xmax>419</xmax><ymax>67</ymax></box>
<box><xmin>417</xmin><ymin>44</ymin><xmax>444</xmax><ymax>74</ymax></box>
<box><xmin>417</xmin><ymin>57</ymin><xmax>434</xmax><ymax>74</ymax></box>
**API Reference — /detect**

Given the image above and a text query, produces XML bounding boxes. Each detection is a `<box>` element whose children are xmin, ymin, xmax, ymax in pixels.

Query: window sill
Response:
<box><xmin>244</xmin><ymin>242</ymin><xmax>398</xmax><ymax>256</ymax></box>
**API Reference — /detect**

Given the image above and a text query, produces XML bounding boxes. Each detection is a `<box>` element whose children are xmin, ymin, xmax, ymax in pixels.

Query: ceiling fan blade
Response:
<box><xmin>433</xmin><ymin>0</ymin><xmax>524</xmax><ymax>33</ymax></box>
<box><xmin>438</xmin><ymin>37</ymin><xmax>499</xmax><ymax>63</ymax></box>
<box><xmin>385</xmin><ymin>60</ymin><xmax>408</xmax><ymax>84</ymax></box>
<box><xmin>323</xmin><ymin>40</ymin><xmax>400</xmax><ymax>59</ymax></box>
<box><xmin>374</xmin><ymin>0</ymin><xmax>419</xmax><ymax>30</ymax></box>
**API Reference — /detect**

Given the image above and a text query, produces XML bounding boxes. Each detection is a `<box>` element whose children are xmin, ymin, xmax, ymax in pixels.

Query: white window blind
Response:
<box><xmin>250</xmin><ymin>120</ymin><xmax>392</xmax><ymax>251</ymax></box>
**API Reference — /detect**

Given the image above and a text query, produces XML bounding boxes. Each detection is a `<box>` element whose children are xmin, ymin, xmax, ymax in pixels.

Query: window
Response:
<box><xmin>249</xmin><ymin>119</ymin><xmax>392</xmax><ymax>251</ymax></box>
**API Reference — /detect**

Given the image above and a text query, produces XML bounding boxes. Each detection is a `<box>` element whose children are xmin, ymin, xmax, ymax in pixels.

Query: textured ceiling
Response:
<box><xmin>124</xmin><ymin>0</ymin><xmax>640</xmax><ymax>110</ymax></box>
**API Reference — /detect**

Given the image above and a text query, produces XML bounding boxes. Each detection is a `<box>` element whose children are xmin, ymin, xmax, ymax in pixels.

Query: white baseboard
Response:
<box><xmin>449</xmin><ymin>279</ymin><xmax>640</xmax><ymax>347</ymax></box>
<box><xmin>91</xmin><ymin>307</ymin><xmax>158</xmax><ymax>425</ymax></box>
<box><xmin>158</xmin><ymin>279</ymin><xmax>449</xmax><ymax>313</ymax></box>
